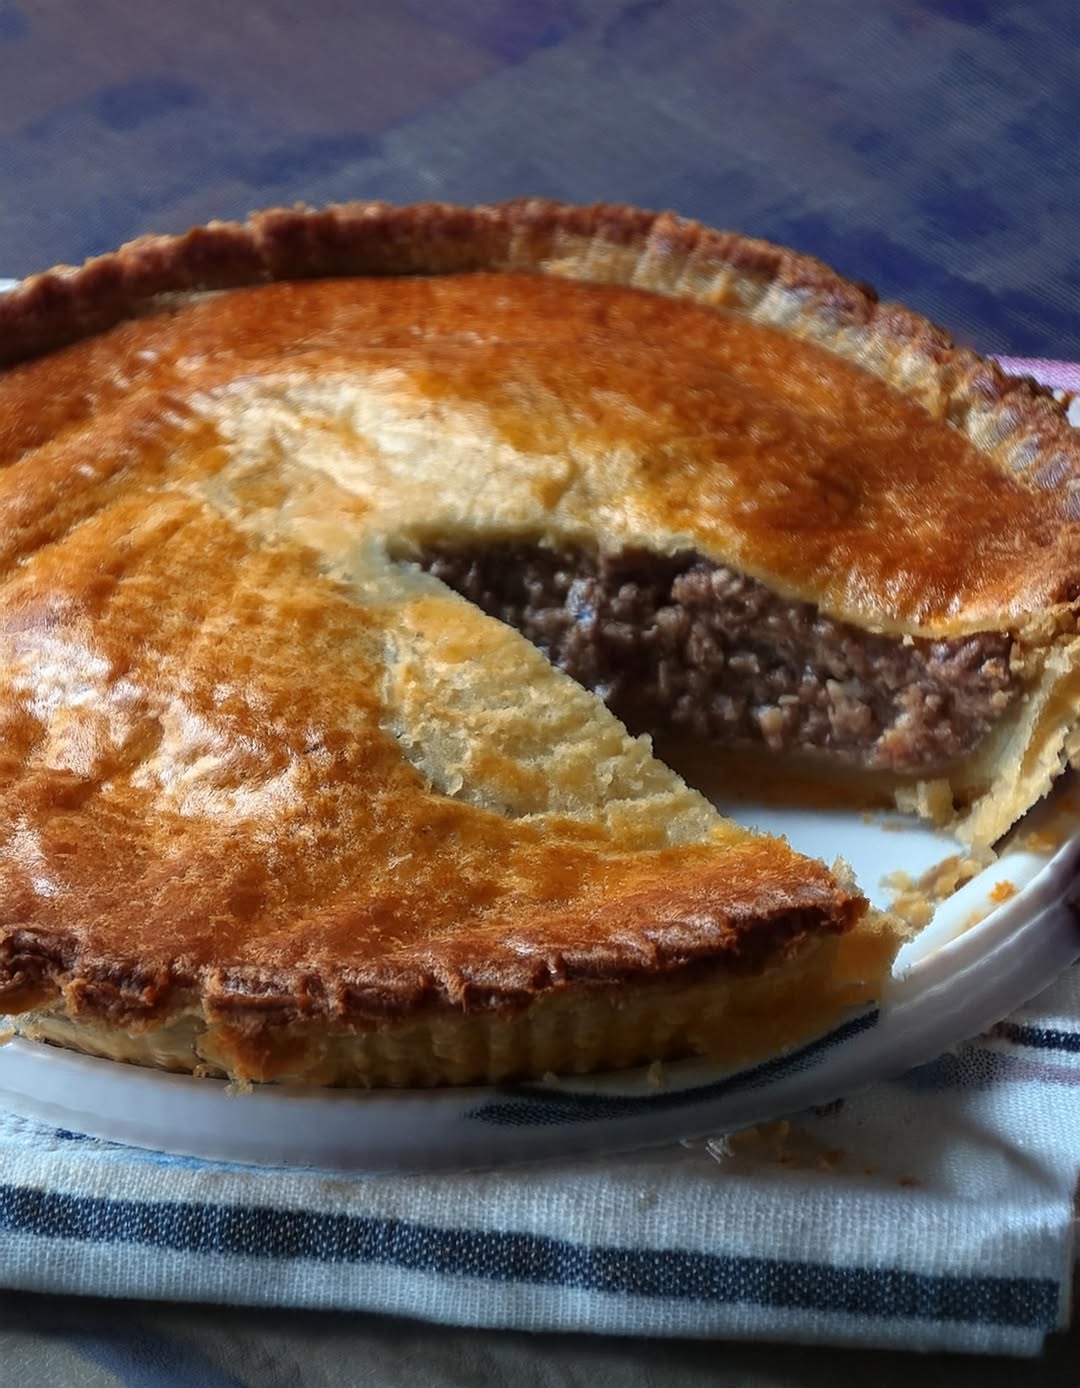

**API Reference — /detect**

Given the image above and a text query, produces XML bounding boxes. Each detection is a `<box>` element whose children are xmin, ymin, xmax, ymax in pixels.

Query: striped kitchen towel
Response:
<box><xmin>0</xmin><ymin>963</ymin><xmax>1077</xmax><ymax>1356</ymax></box>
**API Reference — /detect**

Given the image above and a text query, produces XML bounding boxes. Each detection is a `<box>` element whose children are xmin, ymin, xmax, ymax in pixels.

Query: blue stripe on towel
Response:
<box><xmin>993</xmin><ymin>1022</ymin><xmax>1080</xmax><ymax>1054</ymax></box>
<box><xmin>0</xmin><ymin>1183</ymin><xmax>1057</xmax><ymax>1329</ymax></box>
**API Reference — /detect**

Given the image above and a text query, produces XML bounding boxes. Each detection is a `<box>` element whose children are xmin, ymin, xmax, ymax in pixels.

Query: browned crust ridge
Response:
<box><xmin>0</xmin><ymin>886</ymin><xmax>864</xmax><ymax>1033</ymax></box>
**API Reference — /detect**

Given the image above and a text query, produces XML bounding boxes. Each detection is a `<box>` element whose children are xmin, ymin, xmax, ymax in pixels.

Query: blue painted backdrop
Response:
<box><xmin>0</xmin><ymin>0</ymin><xmax>1077</xmax><ymax>355</ymax></box>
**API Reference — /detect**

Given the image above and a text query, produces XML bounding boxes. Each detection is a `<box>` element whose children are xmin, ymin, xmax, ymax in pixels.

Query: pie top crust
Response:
<box><xmin>0</xmin><ymin>199</ymin><xmax>1075</xmax><ymax>1059</ymax></box>
<box><xmin>2</xmin><ymin>200</ymin><xmax>1078</xmax><ymax>637</ymax></box>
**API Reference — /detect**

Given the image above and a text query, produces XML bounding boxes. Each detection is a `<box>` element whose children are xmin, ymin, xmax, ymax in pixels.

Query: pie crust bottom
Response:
<box><xmin>5</xmin><ymin>918</ymin><xmax>898</xmax><ymax>1088</ymax></box>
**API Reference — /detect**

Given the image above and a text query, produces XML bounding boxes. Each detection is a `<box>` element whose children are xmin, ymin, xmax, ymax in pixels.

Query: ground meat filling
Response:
<box><xmin>418</xmin><ymin>544</ymin><xmax>1019</xmax><ymax>775</ymax></box>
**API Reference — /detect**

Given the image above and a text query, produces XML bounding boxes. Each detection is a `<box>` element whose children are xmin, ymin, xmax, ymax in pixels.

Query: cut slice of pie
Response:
<box><xmin>0</xmin><ymin>199</ymin><xmax>1076</xmax><ymax>1087</ymax></box>
<box><xmin>0</xmin><ymin>489</ymin><xmax>882</xmax><ymax>1086</ymax></box>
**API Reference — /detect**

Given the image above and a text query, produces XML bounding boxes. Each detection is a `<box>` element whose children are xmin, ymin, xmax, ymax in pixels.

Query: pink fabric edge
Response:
<box><xmin>995</xmin><ymin>356</ymin><xmax>1080</xmax><ymax>393</ymax></box>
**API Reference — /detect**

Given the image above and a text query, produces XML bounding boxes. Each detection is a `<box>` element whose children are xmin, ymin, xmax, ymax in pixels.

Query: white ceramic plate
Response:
<box><xmin>1</xmin><ymin>778</ymin><xmax>1077</xmax><ymax>1173</ymax></box>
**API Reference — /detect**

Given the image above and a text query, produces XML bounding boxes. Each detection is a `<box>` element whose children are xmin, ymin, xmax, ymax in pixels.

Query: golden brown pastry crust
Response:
<box><xmin>1</xmin><ymin>199</ymin><xmax>1078</xmax><ymax>631</ymax></box>
<box><xmin>0</xmin><ymin>198</ymin><xmax>1074</xmax><ymax>1082</ymax></box>
<box><xmin>0</xmin><ymin>269</ymin><xmax>1068</xmax><ymax>640</ymax></box>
